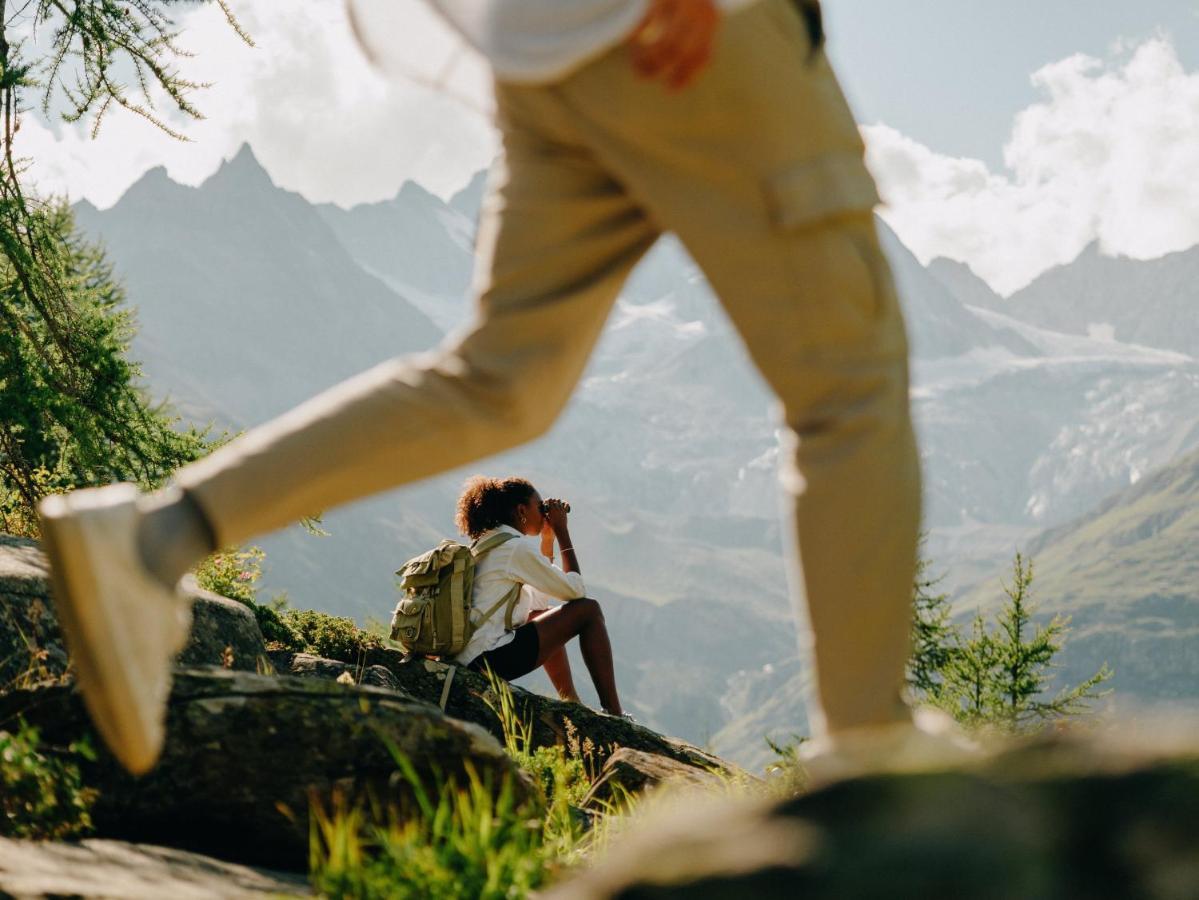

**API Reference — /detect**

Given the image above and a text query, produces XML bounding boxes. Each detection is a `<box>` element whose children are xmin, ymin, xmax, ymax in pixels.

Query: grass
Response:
<box><xmin>0</xmin><ymin>636</ymin><xmax>98</xmax><ymax>842</ymax></box>
<box><xmin>0</xmin><ymin>720</ymin><xmax>96</xmax><ymax>840</ymax></box>
<box><xmin>308</xmin><ymin>669</ymin><xmax>641</xmax><ymax>898</ymax></box>
<box><xmin>309</xmin><ymin>759</ymin><xmax>547</xmax><ymax>900</ymax></box>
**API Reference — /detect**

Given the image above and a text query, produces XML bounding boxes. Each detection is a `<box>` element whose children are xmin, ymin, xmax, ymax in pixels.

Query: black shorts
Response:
<box><xmin>468</xmin><ymin>622</ymin><xmax>541</xmax><ymax>682</ymax></box>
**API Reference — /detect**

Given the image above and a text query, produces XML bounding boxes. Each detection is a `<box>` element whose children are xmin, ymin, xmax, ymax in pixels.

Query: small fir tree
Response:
<box><xmin>908</xmin><ymin>551</ymin><xmax>1112</xmax><ymax>733</ymax></box>
<box><xmin>907</xmin><ymin>541</ymin><xmax>959</xmax><ymax>704</ymax></box>
<box><xmin>981</xmin><ymin>554</ymin><xmax>1112</xmax><ymax>731</ymax></box>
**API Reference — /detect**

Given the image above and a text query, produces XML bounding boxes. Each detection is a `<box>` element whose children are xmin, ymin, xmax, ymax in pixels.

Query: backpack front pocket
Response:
<box><xmin>390</xmin><ymin>595</ymin><xmax>430</xmax><ymax>646</ymax></box>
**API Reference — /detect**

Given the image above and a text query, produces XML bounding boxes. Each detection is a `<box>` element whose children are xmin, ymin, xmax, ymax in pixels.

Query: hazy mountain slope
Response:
<box><xmin>316</xmin><ymin>181</ymin><xmax>476</xmax><ymax>328</ymax></box>
<box><xmin>911</xmin><ymin>315</ymin><xmax>1199</xmax><ymax>530</ymax></box>
<box><xmin>73</xmin><ymin>146</ymin><xmax>441</xmax><ymax>429</ymax></box>
<box><xmin>998</xmin><ymin>243</ymin><xmax>1199</xmax><ymax>356</ymax></box>
<box><xmin>958</xmin><ymin>447</ymin><xmax>1199</xmax><ymax>707</ymax></box>
<box><xmin>449</xmin><ymin>169</ymin><xmax>488</xmax><ymax>220</ymax></box>
<box><xmin>927</xmin><ymin>257</ymin><xmax>1006</xmax><ymax>312</ymax></box>
<box><xmin>710</xmin><ymin>657</ymin><xmax>809</xmax><ymax>771</ymax></box>
<box><xmin>876</xmin><ymin>222</ymin><xmax>1035</xmax><ymax>360</ymax></box>
<box><xmin>1025</xmin><ymin>447</ymin><xmax>1199</xmax><ymax>617</ymax></box>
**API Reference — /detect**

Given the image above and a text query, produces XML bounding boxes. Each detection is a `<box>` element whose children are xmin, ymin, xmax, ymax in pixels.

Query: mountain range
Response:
<box><xmin>71</xmin><ymin>144</ymin><xmax>1199</xmax><ymax>763</ymax></box>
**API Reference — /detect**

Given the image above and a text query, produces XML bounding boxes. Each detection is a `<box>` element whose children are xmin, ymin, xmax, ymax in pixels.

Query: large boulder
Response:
<box><xmin>582</xmin><ymin>747</ymin><xmax>724</xmax><ymax>809</ymax></box>
<box><xmin>175</xmin><ymin>576</ymin><xmax>269</xmax><ymax>673</ymax></box>
<box><xmin>275</xmin><ymin>649</ymin><xmax>736</xmax><ymax>777</ymax></box>
<box><xmin>0</xmin><ymin>836</ymin><xmax>312</xmax><ymax>899</ymax></box>
<box><xmin>549</xmin><ymin>733</ymin><xmax>1199</xmax><ymax>899</ymax></box>
<box><xmin>0</xmin><ymin>537</ymin><xmax>269</xmax><ymax>682</ymax></box>
<box><xmin>0</xmin><ymin>668</ymin><xmax>530</xmax><ymax>870</ymax></box>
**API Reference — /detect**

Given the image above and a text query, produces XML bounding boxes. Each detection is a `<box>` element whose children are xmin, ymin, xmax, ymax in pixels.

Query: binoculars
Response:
<box><xmin>539</xmin><ymin>499</ymin><xmax>571</xmax><ymax>515</ymax></box>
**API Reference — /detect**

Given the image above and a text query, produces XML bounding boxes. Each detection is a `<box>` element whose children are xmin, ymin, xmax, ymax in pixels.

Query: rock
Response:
<box><xmin>360</xmin><ymin>664</ymin><xmax>401</xmax><ymax>690</ymax></box>
<box><xmin>318</xmin><ymin>649</ymin><xmax>737</xmax><ymax>776</ymax></box>
<box><xmin>0</xmin><ymin>836</ymin><xmax>312</xmax><ymax>899</ymax></box>
<box><xmin>0</xmin><ymin>539</ymin><xmax>269</xmax><ymax>681</ymax></box>
<box><xmin>582</xmin><ymin>747</ymin><xmax>724</xmax><ymax>809</ymax></box>
<box><xmin>176</xmin><ymin>577</ymin><xmax>269</xmax><ymax>673</ymax></box>
<box><xmin>281</xmin><ymin>652</ymin><xmax>403</xmax><ymax>693</ymax></box>
<box><xmin>549</xmin><ymin>733</ymin><xmax>1199</xmax><ymax>899</ymax></box>
<box><xmin>0</xmin><ymin>536</ymin><xmax>67</xmax><ymax>687</ymax></box>
<box><xmin>0</xmin><ymin>668</ymin><xmax>531</xmax><ymax>870</ymax></box>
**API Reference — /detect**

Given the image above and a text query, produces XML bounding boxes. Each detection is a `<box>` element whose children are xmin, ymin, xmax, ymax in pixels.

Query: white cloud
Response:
<box><xmin>20</xmin><ymin>8</ymin><xmax>1199</xmax><ymax>294</ymax></box>
<box><xmin>20</xmin><ymin>0</ymin><xmax>498</xmax><ymax>208</ymax></box>
<box><xmin>864</xmin><ymin>37</ymin><xmax>1199</xmax><ymax>295</ymax></box>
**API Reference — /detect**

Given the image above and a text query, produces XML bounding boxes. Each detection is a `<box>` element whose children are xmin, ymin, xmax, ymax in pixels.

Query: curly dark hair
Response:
<box><xmin>454</xmin><ymin>475</ymin><xmax>537</xmax><ymax>540</ymax></box>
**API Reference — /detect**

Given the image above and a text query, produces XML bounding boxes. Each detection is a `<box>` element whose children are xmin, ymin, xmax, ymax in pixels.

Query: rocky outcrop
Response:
<box><xmin>2</xmin><ymin>537</ymin><xmax>730</xmax><ymax>785</ymax></box>
<box><xmin>0</xmin><ymin>535</ymin><xmax>733</xmax><ymax>870</ymax></box>
<box><xmin>0</xmin><ymin>668</ymin><xmax>529</xmax><ymax>869</ymax></box>
<box><xmin>550</xmin><ymin>733</ymin><xmax>1199</xmax><ymax>899</ymax></box>
<box><xmin>274</xmin><ymin>649</ymin><xmax>735</xmax><ymax>778</ymax></box>
<box><xmin>282</xmin><ymin>651</ymin><xmax>403</xmax><ymax>692</ymax></box>
<box><xmin>582</xmin><ymin>747</ymin><xmax>724</xmax><ymax>809</ymax></box>
<box><xmin>0</xmin><ymin>537</ymin><xmax>270</xmax><ymax>682</ymax></box>
<box><xmin>0</xmin><ymin>836</ymin><xmax>312</xmax><ymax>899</ymax></box>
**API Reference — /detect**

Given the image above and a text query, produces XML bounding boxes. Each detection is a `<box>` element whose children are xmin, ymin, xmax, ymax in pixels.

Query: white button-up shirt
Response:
<box><xmin>429</xmin><ymin>0</ymin><xmax>761</xmax><ymax>83</ymax></box>
<box><xmin>351</xmin><ymin>0</ymin><xmax>762</xmax><ymax>86</ymax></box>
<box><xmin>453</xmin><ymin>524</ymin><xmax>586</xmax><ymax>666</ymax></box>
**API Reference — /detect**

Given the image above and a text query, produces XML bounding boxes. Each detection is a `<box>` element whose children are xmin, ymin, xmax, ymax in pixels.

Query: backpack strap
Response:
<box><xmin>475</xmin><ymin>582</ymin><xmax>523</xmax><ymax>632</ymax></box>
<box><xmin>469</xmin><ymin>531</ymin><xmax>525</xmax><ymax>632</ymax></box>
<box><xmin>449</xmin><ymin>553</ymin><xmax>468</xmax><ymax>651</ymax></box>
<box><xmin>470</xmin><ymin>530</ymin><xmax>519</xmax><ymax>558</ymax></box>
<box><xmin>438</xmin><ymin>665</ymin><xmax>456</xmax><ymax>711</ymax></box>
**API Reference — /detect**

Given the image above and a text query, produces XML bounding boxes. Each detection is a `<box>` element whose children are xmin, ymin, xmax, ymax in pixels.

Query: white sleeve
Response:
<box><xmin>507</xmin><ymin>538</ymin><xmax>586</xmax><ymax>600</ymax></box>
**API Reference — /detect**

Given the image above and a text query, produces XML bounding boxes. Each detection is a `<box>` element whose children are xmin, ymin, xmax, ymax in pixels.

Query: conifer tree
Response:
<box><xmin>0</xmin><ymin>1</ymin><xmax>247</xmax><ymax>535</ymax></box>
<box><xmin>913</xmin><ymin>552</ymin><xmax>1113</xmax><ymax>733</ymax></box>
<box><xmin>907</xmin><ymin>539</ymin><xmax>959</xmax><ymax>703</ymax></box>
<box><xmin>981</xmin><ymin>554</ymin><xmax>1112</xmax><ymax>731</ymax></box>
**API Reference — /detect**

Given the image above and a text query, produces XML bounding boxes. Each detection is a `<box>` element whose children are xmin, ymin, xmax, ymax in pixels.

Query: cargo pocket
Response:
<box><xmin>764</xmin><ymin>152</ymin><xmax>888</xmax><ymax>352</ymax></box>
<box><xmin>390</xmin><ymin>596</ymin><xmax>428</xmax><ymax>646</ymax></box>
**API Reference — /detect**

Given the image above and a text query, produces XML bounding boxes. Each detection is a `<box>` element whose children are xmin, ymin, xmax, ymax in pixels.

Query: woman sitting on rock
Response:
<box><xmin>453</xmin><ymin>475</ymin><xmax>624</xmax><ymax>717</ymax></box>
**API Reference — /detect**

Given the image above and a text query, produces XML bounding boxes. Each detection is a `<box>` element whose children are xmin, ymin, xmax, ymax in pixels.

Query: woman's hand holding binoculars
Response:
<box><xmin>541</xmin><ymin>498</ymin><xmax>571</xmax><ymax>532</ymax></box>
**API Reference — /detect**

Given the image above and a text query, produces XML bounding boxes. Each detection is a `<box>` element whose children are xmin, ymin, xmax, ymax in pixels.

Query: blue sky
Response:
<box><xmin>829</xmin><ymin>0</ymin><xmax>1199</xmax><ymax>168</ymax></box>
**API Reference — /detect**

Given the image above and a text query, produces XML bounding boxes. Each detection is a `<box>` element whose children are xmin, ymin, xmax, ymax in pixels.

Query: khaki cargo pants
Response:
<box><xmin>177</xmin><ymin>0</ymin><xmax>921</xmax><ymax>736</ymax></box>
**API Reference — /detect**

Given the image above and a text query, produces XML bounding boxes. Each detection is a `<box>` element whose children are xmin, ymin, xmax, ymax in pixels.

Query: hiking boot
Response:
<box><xmin>799</xmin><ymin>707</ymin><xmax>980</xmax><ymax>787</ymax></box>
<box><xmin>37</xmin><ymin>483</ymin><xmax>193</xmax><ymax>775</ymax></box>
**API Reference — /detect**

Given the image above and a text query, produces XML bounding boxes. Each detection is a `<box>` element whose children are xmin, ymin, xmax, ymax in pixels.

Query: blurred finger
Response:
<box><xmin>665</xmin><ymin>30</ymin><xmax>715</xmax><ymax>89</ymax></box>
<box><xmin>661</xmin><ymin>14</ymin><xmax>714</xmax><ymax>88</ymax></box>
<box><xmin>630</xmin><ymin>0</ymin><xmax>685</xmax><ymax>76</ymax></box>
<box><xmin>630</xmin><ymin>0</ymin><xmax>718</xmax><ymax>85</ymax></box>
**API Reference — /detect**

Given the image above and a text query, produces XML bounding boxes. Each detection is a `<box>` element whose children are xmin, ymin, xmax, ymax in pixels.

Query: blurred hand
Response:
<box><xmin>628</xmin><ymin>0</ymin><xmax>721</xmax><ymax>91</ymax></box>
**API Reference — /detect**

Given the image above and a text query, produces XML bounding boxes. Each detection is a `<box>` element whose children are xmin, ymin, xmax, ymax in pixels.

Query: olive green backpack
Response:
<box><xmin>390</xmin><ymin>532</ymin><xmax>523</xmax><ymax>657</ymax></box>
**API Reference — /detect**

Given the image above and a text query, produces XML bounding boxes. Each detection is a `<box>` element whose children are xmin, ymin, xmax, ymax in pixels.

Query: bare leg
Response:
<box><xmin>532</xmin><ymin>599</ymin><xmax>621</xmax><ymax>716</ymax></box>
<box><xmin>528</xmin><ymin>608</ymin><xmax>580</xmax><ymax>703</ymax></box>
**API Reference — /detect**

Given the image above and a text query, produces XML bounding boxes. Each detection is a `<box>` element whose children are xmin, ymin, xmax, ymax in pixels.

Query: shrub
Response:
<box><xmin>195</xmin><ymin>546</ymin><xmax>389</xmax><ymax>661</ymax></box>
<box><xmin>253</xmin><ymin>602</ymin><xmax>302</xmax><ymax>649</ymax></box>
<box><xmin>194</xmin><ymin>546</ymin><xmax>264</xmax><ymax>605</ymax></box>
<box><xmin>283</xmin><ymin>610</ymin><xmax>385</xmax><ymax>662</ymax></box>
<box><xmin>0</xmin><ymin>721</ymin><xmax>96</xmax><ymax>840</ymax></box>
